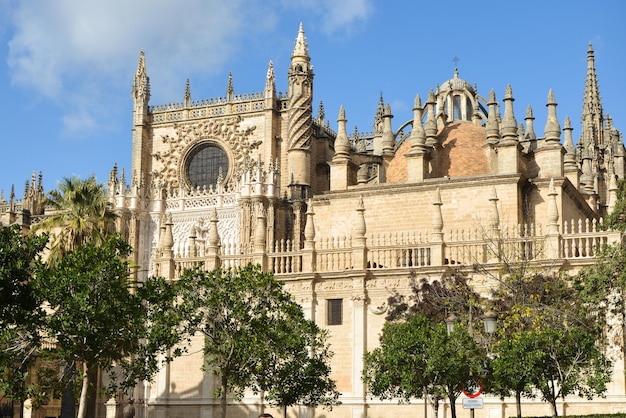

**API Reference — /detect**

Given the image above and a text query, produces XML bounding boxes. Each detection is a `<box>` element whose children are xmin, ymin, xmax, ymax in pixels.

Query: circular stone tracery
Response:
<box><xmin>185</xmin><ymin>142</ymin><xmax>229</xmax><ymax>189</ymax></box>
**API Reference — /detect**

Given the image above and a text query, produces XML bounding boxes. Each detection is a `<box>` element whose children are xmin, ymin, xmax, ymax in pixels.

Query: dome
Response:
<box><xmin>439</xmin><ymin>68</ymin><xmax>475</xmax><ymax>94</ymax></box>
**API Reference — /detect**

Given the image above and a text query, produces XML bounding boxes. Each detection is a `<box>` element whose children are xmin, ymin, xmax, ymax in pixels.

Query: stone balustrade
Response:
<box><xmin>165</xmin><ymin>219</ymin><xmax>621</xmax><ymax>279</ymax></box>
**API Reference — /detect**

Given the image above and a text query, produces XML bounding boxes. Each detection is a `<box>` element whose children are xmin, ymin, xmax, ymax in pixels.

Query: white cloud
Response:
<box><xmin>4</xmin><ymin>0</ymin><xmax>373</xmax><ymax>138</ymax></box>
<box><xmin>285</xmin><ymin>0</ymin><xmax>374</xmax><ymax>35</ymax></box>
<box><xmin>5</xmin><ymin>0</ymin><xmax>260</xmax><ymax>136</ymax></box>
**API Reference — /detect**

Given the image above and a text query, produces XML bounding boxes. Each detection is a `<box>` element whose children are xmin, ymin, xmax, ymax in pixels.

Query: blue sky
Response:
<box><xmin>1</xmin><ymin>0</ymin><xmax>625</xmax><ymax>197</ymax></box>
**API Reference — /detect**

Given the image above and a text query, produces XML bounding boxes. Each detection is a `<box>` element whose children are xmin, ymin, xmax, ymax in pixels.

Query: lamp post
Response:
<box><xmin>445</xmin><ymin>308</ymin><xmax>497</xmax><ymax>418</ymax></box>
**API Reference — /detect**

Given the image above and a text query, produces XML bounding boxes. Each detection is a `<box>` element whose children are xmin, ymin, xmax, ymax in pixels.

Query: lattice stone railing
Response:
<box><xmin>165</xmin><ymin>218</ymin><xmax>621</xmax><ymax>277</ymax></box>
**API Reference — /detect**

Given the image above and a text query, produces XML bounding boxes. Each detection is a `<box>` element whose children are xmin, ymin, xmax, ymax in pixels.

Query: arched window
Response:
<box><xmin>453</xmin><ymin>95</ymin><xmax>462</xmax><ymax>120</ymax></box>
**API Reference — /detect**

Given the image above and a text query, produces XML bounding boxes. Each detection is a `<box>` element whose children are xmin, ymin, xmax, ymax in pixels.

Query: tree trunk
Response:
<box><xmin>448</xmin><ymin>394</ymin><xmax>457</xmax><ymax>418</ymax></box>
<box><xmin>76</xmin><ymin>362</ymin><xmax>90</xmax><ymax>418</ymax></box>
<box><xmin>515</xmin><ymin>391</ymin><xmax>522</xmax><ymax>418</ymax></box>
<box><xmin>432</xmin><ymin>396</ymin><xmax>439</xmax><ymax>418</ymax></box>
<box><xmin>220</xmin><ymin>374</ymin><xmax>228</xmax><ymax>418</ymax></box>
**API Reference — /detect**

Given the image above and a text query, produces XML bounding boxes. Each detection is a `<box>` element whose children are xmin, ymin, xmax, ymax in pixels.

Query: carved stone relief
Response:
<box><xmin>151</xmin><ymin>116</ymin><xmax>260</xmax><ymax>188</ymax></box>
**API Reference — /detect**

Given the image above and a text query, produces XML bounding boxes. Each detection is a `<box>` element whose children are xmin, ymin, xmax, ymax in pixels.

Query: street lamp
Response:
<box><xmin>445</xmin><ymin>308</ymin><xmax>498</xmax><ymax>418</ymax></box>
<box><xmin>482</xmin><ymin>311</ymin><xmax>497</xmax><ymax>335</ymax></box>
<box><xmin>444</xmin><ymin>310</ymin><xmax>497</xmax><ymax>336</ymax></box>
<box><xmin>446</xmin><ymin>313</ymin><xmax>458</xmax><ymax>336</ymax></box>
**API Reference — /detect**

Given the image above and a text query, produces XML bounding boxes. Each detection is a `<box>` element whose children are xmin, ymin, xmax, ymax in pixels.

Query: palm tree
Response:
<box><xmin>34</xmin><ymin>175</ymin><xmax>118</xmax><ymax>418</ymax></box>
<box><xmin>35</xmin><ymin>175</ymin><xmax>117</xmax><ymax>261</ymax></box>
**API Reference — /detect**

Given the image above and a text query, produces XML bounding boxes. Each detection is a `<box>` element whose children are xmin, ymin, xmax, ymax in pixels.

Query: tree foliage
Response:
<box><xmin>31</xmin><ymin>236</ymin><xmax>191</xmax><ymax>418</ymax></box>
<box><xmin>34</xmin><ymin>175</ymin><xmax>117</xmax><ymax>261</ymax></box>
<box><xmin>179</xmin><ymin>264</ymin><xmax>339</xmax><ymax>418</ymax></box>
<box><xmin>489</xmin><ymin>272</ymin><xmax>611</xmax><ymax>418</ymax></box>
<box><xmin>0</xmin><ymin>226</ymin><xmax>49</xmax><ymax>403</ymax></box>
<box><xmin>365</xmin><ymin>273</ymin><xmax>486</xmax><ymax>418</ymax></box>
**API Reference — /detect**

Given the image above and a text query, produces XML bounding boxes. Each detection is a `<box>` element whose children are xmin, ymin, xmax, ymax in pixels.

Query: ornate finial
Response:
<box><xmin>504</xmin><ymin>84</ymin><xmax>513</xmax><ymax>99</ymax></box>
<box><xmin>547</xmin><ymin>178</ymin><xmax>559</xmax><ymax>234</ymax></box>
<box><xmin>384</xmin><ymin>103</ymin><xmax>392</xmax><ymax>116</ymax></box>
<box><xmin>355</xmin><ymin>196</ymin><xmax>367</xmax><ymax>239</ymax></box>
<box><xmin>184</xmin><ymin>79</ymin><xmax>191</xmax><ymax>105</ymax></box>
<box><xmin>227</xmin><ymin>72</ymin><xmax>234</xmax><ymax>101</ymax></box>
<box><xmin>489</xmin><ymin>186</ymin><xmax>500</xmax><ymax>231</ymax></box>
<box><xmin>209</xmin><ymin>208</ymin><xmax>220</xmax><ymax>247</ymax></box>
<box><xmin>544</xmin><ymin>89</ymin><xmax>561</xmax><ymax>142</ymax></box>
<box><xmin>414</xmin><ymin>94</ymin><xmax>422</xmax><ymax>109</ymax></box>
<box><xmin>334</xmin><ymin>105</ymin><xmax>350</xmax><ymax>158</ymax></box>
<box><xmin>427</xmin><ymin>89</ymin><xmax>436</xmax><ymax>103</ymax></box>
<box><xmin>338</xmin><ymin>105</ymin><xmax>346</xmax><ymax>121</ymax></box>
<box><xmin>432</xmin><ymin>187</ymin><xmax>444</xmax><ymax>235</ymax></box>
<box><xmin>265</xmin><ymin>60</ymin><xmax>276</xmax><ymax>97</ymax></box>
<box><xmin>266</xmin><ymin>60</ymin><xmax>275</xmax><ymax>81</ymax></box>
<box><xmin>304</xmin><ymin>199</ymin><xmax>316</xmax><ymax>245</ymax></box>
<box><xmin>500</xmin><ymin>85</ymin><xmax>517</xmax><ymax>139</ymax></box>
<box><xmin>318</xmin><ymin>100</ymin><xmax>325</xmax><ymax>122</ymax></box>
<box><xmin>525</xmin><ymin>105</ymin><xmax>533</xmax><ymax>119</ymax></box>
<box><xmin>488</xmin><ymin>88</ymin><xmax>496</xmax><ymax>103</ymax></box>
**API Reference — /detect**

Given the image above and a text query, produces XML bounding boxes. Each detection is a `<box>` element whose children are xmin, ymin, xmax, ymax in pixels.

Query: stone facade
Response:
<box><xmin>2</xmin><ymin>24</ymin><xmax>625</xmax><ymax>418</ymax></box>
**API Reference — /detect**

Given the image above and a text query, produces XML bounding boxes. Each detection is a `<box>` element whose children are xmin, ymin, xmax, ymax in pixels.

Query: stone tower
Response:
<box><xmin>286</xmin><ymin>22</ymin><xmax>314</xmax><ymax>200</ymax></box>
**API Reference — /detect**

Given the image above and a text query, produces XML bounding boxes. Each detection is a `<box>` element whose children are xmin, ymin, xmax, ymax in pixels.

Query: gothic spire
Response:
<box><xmin>524</xmin><ymin>105</ymin><xmax>537</xmax><ymax>140</ymax></box>
<box><xmin>381</xmin><ymin>103</ymin><xmax>395</xmax><ymax>155</ymax></box>
<box><xmin>563</xmin><ymin>116</ymin><xmax>577</xmax><ymax>170</ymax></box>
<box><xmin>485</xmin><ymin>89</ymin><xmax>500</xmax><ymax>145</ymax></box>
<box><xmin>292</xmin><ymin>22</ymin><xmax>310</xmax><ymax>62</ymax></box>
<box><xmin>409</xmin><ymin>94</ymin><xmax>426</xmax><ymax>150</ymax></box>
<box><xmin>132</xmin><ymin>49</ymin><xmax>150</xmax><ymax>103</ymax></box>
<box><xmin>582</xmin><ymin>42</ymin><xmax>604</xmax><ymax>146</ymax></box>
<box><xmin>500</xmin><ymin>84</ymin><xmax>518</xmax><ymax>143</ymax></box>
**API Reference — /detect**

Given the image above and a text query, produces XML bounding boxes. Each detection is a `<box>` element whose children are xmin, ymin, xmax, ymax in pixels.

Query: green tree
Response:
<box><xmin>179</xmin><ymin>264</ymin><xmax>339</xmax><ymax>418</ymax></box>
<box><xmin>363</xmin><ymin>313</ymin><xmax>483</xmax><ymax>418</ymax></box>
<box><xmin>490</xmin><ymin>272</ymin><xmax>611</xmax><ymax>418</ymax></box>
<box><xmin>363</xmin><ymin>315</ymin><xmax>434</xmax><ymax>403</ymax></box>
<box><xmin>35</xmin><ymin>175</ymin><xmax>117</xmax><ymax>261</ymax></box>
<box><xmin>527</xmin><ymin>326</ymin><xmax>610</xmax><ymax>418</ymax></box>
<box><xmin>365</xmin><ymin>271</ymin><xmax>487</xmax><ymax>418</ymax></box>
<box><xmin>33</xmin><ymin>236</ymin><xmax>191</xmax><ymax>418</ymax></box>
<box><xmin>0</xmin><ymin>226</ymin><xmax>49</xmax><ymax>404</ymax></box>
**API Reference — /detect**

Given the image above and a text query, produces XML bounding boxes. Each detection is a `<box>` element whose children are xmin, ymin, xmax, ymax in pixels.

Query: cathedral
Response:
<box><xmin>2</xmin><ymin>23</ymin><xmax>625</xmax><ymax>418</ymax></box>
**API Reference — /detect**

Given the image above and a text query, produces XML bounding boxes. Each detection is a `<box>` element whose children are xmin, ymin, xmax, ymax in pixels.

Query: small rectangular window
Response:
<box><xmin>327</xmin><ymin>299</ymin><xmax>343</xmax><ymax>325</ymax></box>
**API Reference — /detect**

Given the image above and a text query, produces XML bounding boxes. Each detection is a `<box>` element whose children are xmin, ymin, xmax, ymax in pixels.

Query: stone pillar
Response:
<box><xmin>205</xmin><ymin>208</ymin><xmax>221</xmax><ymax>270</ymax></box>
<box><xmin>160</xmin><ymin>213</ymin><xmax>175</xmax><ymax>280</ymax></box>
<box><xmin>431</xmin><ymin>187</ymin><xmax>445</xmax><ymax>266</ymax></box>
<box><xmin>488</xmin><ymin>187</ymin><xmax>502</xmax><ymax>263</ymax></box>
<box><xmin>301</xmin><ymin>200</ymin><xmax>316</xmax><ymax>273</ymax></box>
<box><xmin>253</xmin><ymin>204</ymin><xmax>268</xmax><ymax>270</ymax></box>
<box><xmin>352</xmin><ymin>197</ymin><xmax>368</xmax><ymax>270</ymax></box>
<box><xmin>545</xmin><ymin>178</ymin><xmax>561</xmax><ymax>259</ymax></box>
